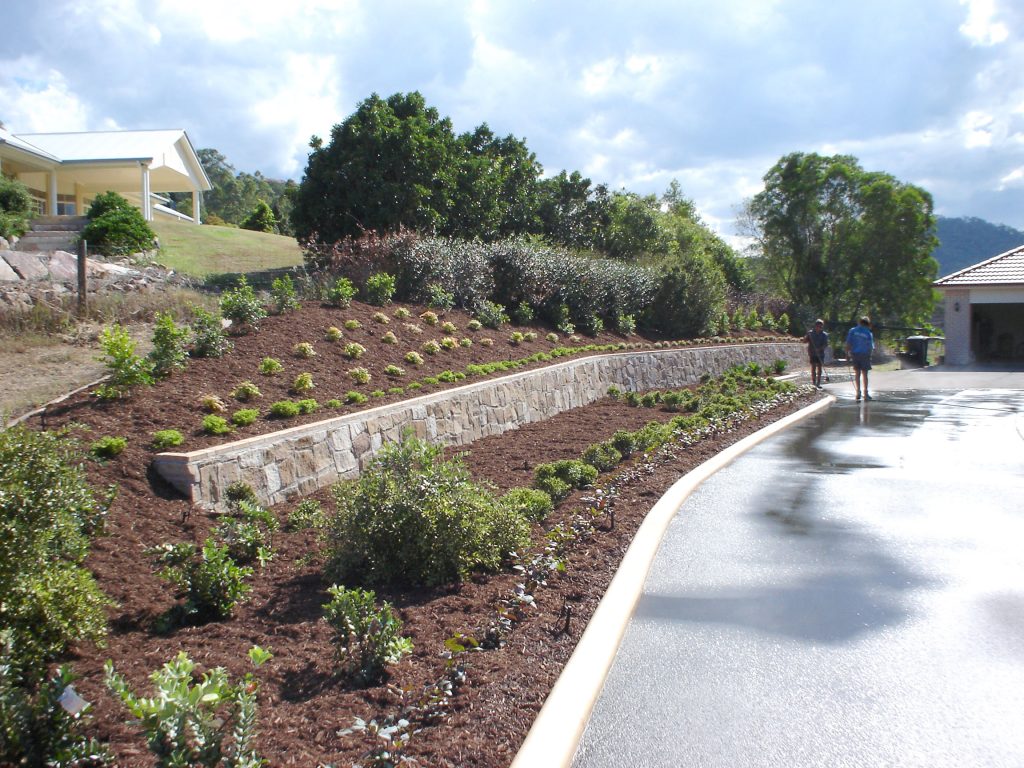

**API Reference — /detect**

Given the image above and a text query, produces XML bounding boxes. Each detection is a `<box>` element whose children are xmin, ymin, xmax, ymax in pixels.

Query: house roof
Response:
<box><xmin>17</xmin><ymin>129</ymin><xmax>190</xmax><ymax>164</ymax></box>
<box><xmin>935</xmin><ymin>244</ymin><xmax>1024</xmax><ymax>286</ymax></box>
<box><xmin>0</xmin><ymin>126</ymin><xmax>60</xmax><ymax>163</ymax></box>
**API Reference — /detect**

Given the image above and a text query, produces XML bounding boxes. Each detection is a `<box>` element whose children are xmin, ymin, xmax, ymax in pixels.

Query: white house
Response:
<box><xmin>935</xmin><ymin>245</ymin><xmax>1024</xmax><ymax>365</ymax></box>
<box><xmin>0</xmin><ymin>127</ymin><xmax>211</xmax><ymax>223</ymax></box>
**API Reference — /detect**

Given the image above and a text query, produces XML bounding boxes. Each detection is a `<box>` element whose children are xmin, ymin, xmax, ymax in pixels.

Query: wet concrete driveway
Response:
<box><xmin>574</xmin><ymin>388</ymin><xmax>1024</xmax><ymax>767</ymax></box>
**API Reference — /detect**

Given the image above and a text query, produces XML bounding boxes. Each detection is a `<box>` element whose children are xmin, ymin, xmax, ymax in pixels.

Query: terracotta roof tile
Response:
<box><xmin>935</xmin><ymin>244</ymin><xmax>1024</xmax><ymax>285</ymax></box>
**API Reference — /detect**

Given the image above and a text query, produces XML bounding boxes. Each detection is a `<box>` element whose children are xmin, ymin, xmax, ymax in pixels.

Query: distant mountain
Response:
<box><xmin>933</xmin><ymin>216</ymin><xmax>1024</xmax><ymax>278</ymax></box>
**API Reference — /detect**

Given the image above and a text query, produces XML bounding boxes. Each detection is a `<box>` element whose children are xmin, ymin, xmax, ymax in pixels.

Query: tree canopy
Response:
<box><xmin>745</xmin><ymin>152</ymin><xmax>938</xmax><ymax>327</ymax></box>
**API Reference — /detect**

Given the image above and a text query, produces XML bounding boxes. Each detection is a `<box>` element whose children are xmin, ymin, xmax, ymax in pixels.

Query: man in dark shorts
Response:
<box><xmin>805</xmin><ymin>319</ymin><xmax>828</xmax><ymax>388</ymax></box>
<box><xmin>845</xmin><ymin>316</ymin><xmax>875</xmax><ymax>401</ymax></box>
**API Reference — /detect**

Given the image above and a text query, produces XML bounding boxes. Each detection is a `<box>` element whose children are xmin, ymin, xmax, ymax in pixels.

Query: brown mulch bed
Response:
<box><xmin>24</xmin><ymin>300</ymin><xmax>813</xmax><ymax>767</ymax></box>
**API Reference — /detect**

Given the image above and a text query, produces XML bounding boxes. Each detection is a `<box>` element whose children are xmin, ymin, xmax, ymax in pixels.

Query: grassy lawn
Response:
<box><xmin>151</xmin><ymin>220</ymin><xmax>303</xmax><ymax>277</ymax></box>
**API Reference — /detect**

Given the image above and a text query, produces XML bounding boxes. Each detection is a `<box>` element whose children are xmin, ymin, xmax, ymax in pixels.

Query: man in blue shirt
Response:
<box><xmin>845</xmin><ymin>316</ymin><xmax>874</xmax><ymax>401</ymax></box>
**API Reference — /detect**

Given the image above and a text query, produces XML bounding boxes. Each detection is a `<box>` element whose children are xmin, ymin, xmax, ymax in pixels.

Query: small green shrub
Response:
<box><xmin>202</xmin><ymin>415</ymin><xmax>233</xmax><ymax>435</ymax></box>
<box><xmin>404</xmin><ymin>351</ymin><xmax>424</xmax><ymax>366</ymax></box>
<box><xmin>345</xmin><ymin>391</ymin><xmax>368</xmax><ymax>405</ymax></box>
<box><xmin>533</xmin><ymin>459</ymin><xmax>598</xmax><ymax>502</ymax></box>
<box><xmin>231</xmin><ymin>380</ymin><xmax>262</xmax><ymax>401</ymax></box>
<box><xmin>149</xmin><ymin>312</ymin><xmax>190</xmax><ymax>378</ymax></box>
<box><xmin>293</xmin><ymin>341</ymin><xmax>316</xmax><ymax>359</ymax></box>
<box><xmin>509</xmin><ymin>331</ymin><xmax>525</xmax><ymax>345</ymax></box>
<box><xmin>322</xmin><ymin>585</ymin><xmax>414</xmax><ymax>682</ymax></box>
<box><xmin>546</xmin><ymin>332</ymin><xmax>559</xmax><ymax>343</ymax></box>
<box><xmin>219</xmin><ymin>276</ymin><xmax>267</xmax><ymax>333</ymax></box>
<box><xmin>773</xmin><ymin>359</ymin><xmax>788</xmax><ymax>374</ymax></box>
<box><xmin>327</xmin><ymin>276</ymin><xmax>357</xmax><ymax>307</ymax></box>
<box><xmin>500</xmin><ymin>487</ymin><xmax>553</xmax><ymax>522</ymax></box>
<box><xmin>90</xmin><ymin>435</ymin><xmax>127</xmax><ymax>459</ymax></box>
<box><xmin>259</xmin><ymin>356</ymin><xmax>283</xmax><ymax>375</ymax></box>
<box><xmin>440</xmin><ymin>336</ymin><xmax>458</xmax><ymax>350</ymax></box>
<box><xmin>611</xmin><ymin>429</ymin><xmax>638</xmax><ymax>458</ymax></box>
<box><xmin>381</xmin><ymin>331</ymin><xmax>398</xmax><ymax>344</ymax></box>
<box><xmin>188</xmin><ymin>306</ymin><xmax>231</xmax><ymax>358</ymax></box>
<box><xmin>93</xmin><ymin>323</ymin><xmax>154</xmax><ymax>399</ymax></box>
<box><xmin>776</xmin><ymin>312</ymin><xmax>791</xmax><ymax>334</ymax></box>
<box><xmin>370</xmin><ymin>389</ymin><xmax>386</xmax><ymax>398</ymax></box>
<box><xmin>466</xmin><ymin>319</ymin><xmax>482</xmax><ymax>331</ymax></box>
<box><xmin>480</xmin><ymin>337</ymin><xmax>494</xmax><ymax>347</ymax></box>
<box><xmin>149</xmin><ymin>539</ymin><xmax>252</xmax><ymax>621</ymax></box>
<box><xmin>199</xmin><ymin>394</ymin><xmax>227</xmax><ymax>413</ymax></box>
<box><xmin>81</xmin><ymin>190</ymin><xmax>155</xmax><ymax>257</ymax></box>
<box><xmin>325</xmin><ymin>325</ymin><xmax>343</xmax><ymax>342</ymax></box>
<box><xmin>421</xmin><ymin>339</ymin><xmax>441</xmax><ymax>355</ymax></box>
<box><xmin>269</xmin><ymin>400</ymin><xmax>301</xmax><ymax>418</ymax></box>
<box><xmin>225</xmin><ymin>482</ymin><xmax>259</xmax><ymax>507</ymax></box>
<box><xmin>616</xmin><ymin>313</ymin><xmax>637</xmax><ymax>336</ymax></box>
<box><xmin>441</xmin><ymin>320</ymin><xmax>458</xmax><ymax>334</ymax></box>
<box><xmin>0</xmin><ymin>175</ymin><xmax>33</xmax><ymax>240</ymax></box>
<box><xmin>231</xmin><ymin>408</ymin><xmax>259</xmax><ymax>427</ymax></box>
<box><xmin>372</xmin><ymin>311</ymin><xmax>390</xmax><ymax>324</ymax></box>
<box><xmin>296</xmin><ymin>398</ymin><xmax>319</xmax><ymax>414</ymax></box>
<box><xmin>581</xmin><ymin>441</ymin><xmax>622</xmax><ymax>472</ymax></box>
<box><xmin>291</xmin><ymin>372</ymin><xmax>315</xmax><ymax>394</ymax></box>
<box><xmin>426</xmin><ymin>283</ymin><xmax>455</xmax><ymax>310</ymax></box>
<box><xmin>419</xmin><ymin>310</ymin><xmax>439</xmax><ymax>326</ymax></box>
<box><xmin>326</xmin><ymin>398</ymin><xmax>343</xmax><ymax>409</ymax></box>
<box><xmin>344</xmin><ymin>342</ymin><xmax>366</xmax><ymax>359</ymax></box>
<box><xmin>344</xmin><ymin>319</ymin><xmax>362</xmax><ymax>330</ymax></box>
<box><xmin>384</xmin><ymin>364</ymin><xmax>405</xmax><ymax>377</ymax></box>
<box><xmin>105</xmin><ymin>647</ymin><xmax>270</xmax><ymax>768</ymax></box>
<box><xmin>270</xmin><ymin>274</ymin><xmax>300</xmax><ymax>314</ymax></box>
<box><xmin>512</xmin><ymin>300</ymin><xmax>534</xmax><ymax>324</ymax></box>
<box><xmin>475</xmin><ymin>300</ymin><xmax>509</xmax><ymax>329</ymax></box>
<box><xmin>459</xmin><ymin>337</ymin><xmax>472</xmax><ymax>347</ymax></box>
<box><xmin>364</xmin><ymin>272</ymin><xmax>396</xmax><ymax>306</ymax></box>
<box><xmin>393</xmin><ymin>307</ymin><xmax>411</xmax><ymax>319</ymax></box>
<box><xmin>152</xmin><ymin>429</ymin><xmax>184</xmax><ymax>450</ymax></box>
<box><xmin>288</xmin><ymin>499</ymin><xmax>325</xmax><ymax>530</ymax></box>
<box><xmin>348</xmin><ymin>367</ymin><xmax>370</xmax><ymax>385</ymax></box>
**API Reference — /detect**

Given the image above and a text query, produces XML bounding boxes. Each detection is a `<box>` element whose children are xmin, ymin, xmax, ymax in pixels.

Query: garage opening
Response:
<box><xmin>972</xmin><ymin>303</ymin><xmax>1024</xmax><ymax>361</ymax></box>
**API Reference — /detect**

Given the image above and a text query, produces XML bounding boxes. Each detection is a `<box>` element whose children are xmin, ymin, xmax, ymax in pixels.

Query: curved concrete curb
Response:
<box><xmin>510</xmin><ymin>394</ymin><xmax>836</xmax><ymax>768</ymax></box>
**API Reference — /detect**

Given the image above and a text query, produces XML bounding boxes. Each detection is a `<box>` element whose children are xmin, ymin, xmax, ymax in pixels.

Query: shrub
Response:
<box><xmin>0</xmin><ymin>642</ymin><xmax>113</xmax><ymax>768</ymax></box>
<box><xmin>288</xmin><ymin>499</ymin><xmax>325</xmax><ymax>530</ymax></box>
<box><xmin>322</xmin><ymin>585</ymin><xmax>414</xmax><ymax>682</ymax></box>
<box><xmin>325</xmin><ymin>325</ymin><xmax>343</xmax><ymax>342</ymax></box>
<box><xmin>0</xmin><ymin>427</ymin><xmax>110</xmax><ymax>680</ymax></box>
<box><xmin>231</xmin><ymin>408</ymin><xmax>259</xmax><ymax>427</ymax></box>
<box><xmin>242</xmin><ymin>199</ymin><xmax>276</xmax><ymax>233</ymax></box>
<box><xmin>344</xmin><ymin>342</ymin><xmax>366</xmax><ymax>359</ymax></box>
<box><xmin>509</xmin><ymin>331</ymin><xmax>525</xmax><ymax>345</ymax></box>
<box><xmin>292</xmin><ymin>372</ymin><xmax>315</xmax><ymax>393</ymax></box>
<box><xmin>441</xmin><ymin>320</ymin><xmax>458</xmax><ymax>334</ymax></box>
<box><xmin>384</xmin><ymin>364</ymin><xmax>405</xmax><ymax>377</ymax></box>
<box><xmin>327</xmin><ymin>276</ymin><xmax>357</xmax><ymax>307</ymax></box>
<box><xmin>426</xmin><ymin>283</ymin><xmax>455</xmax><ymax>310</ymax></box>
<box><xmin>616</xmin><ymin>313</ymin><xmax>637</xmax><ymax>336</ymax></box>
<box><xmin>371</xmin><ymin>311</ymin><xmax>389</xmax><ymax>325</ymax></box>
<box><xmin>364</xmin><ymin>272</ymin><xmax>396</xmax><ymax>306</ymax></box>
<box><xmin>776</xmin><ymin>312</ymin><xmax>791</xmax><ymax>334</ymax></box>
<box><xmin>189</xmin><ymin>306</ymin><xmax>232</xmax><ymax>358</ymax></box>
<box><xmin>225</xmin><ymin>481</ymin><xmax>258</xmax><ymax>506</ymax></box>
<box><xmin>645</xmin><ymin>253</ymin><xmax>727</xmax><ymax>338</ymax></box>
<box><xmin>381</xmin><ymin>330</ymin><xmax>398</xmax><ymax>344</ymax></box>
<box><xmin>475</xmin><ymin>300</ymin><xmax>509</xmax><ymax>329</ymax></box>
<box><xmin>344</xmin><ymin>319</ymin><xmax>362</xmax><ymax>330</ymax></box>
<box><xmin>480</xmin><ymin>337</ymin><xmax>494</xmax><ymax>347</ymax></box>
<box><xmin>202</xmin><ymin>415</ymin><xmax>233</xmax><ymax>435</ymax></box>
<box><xmin>293</xmin><ymin>341</ymin><xmax>316</xmax><ymax>358</ymax></box>
<box><xmin>0</xmin><ymin>175</ymin><xmax>33</xmax><ymax>240</ymax></box>
<box><xmin>546</xmin><ymin>332</ymin><xmax>559</xmax><ymax>343</ymax></box>
<box><xmin>105</xmin><ymin>648</ymin><xmax>270</xmax><ymax>768</ymax></box>
<box><xmin>219</xmin><ymin>276</ymin><xmax>267</xmax><ymax>333</ymax></box>
<box><xmin>326</xmin><ymin>398</ymin><xmax>343</xmax><ymax>409</ymax></box>
<box><xmin>421</xmin><ymin>339</ymin><xmax>441</xmax><ymax>355</ymax></box>
<box><xmin>149</xmin><ymin>312</ymin><xmax>189</xmax><ymax>378</ymax></box>
<box><xmin>746</xmin><ymin>308</ymin><xmax>761</xmax><ymax>329</ymax></box>
<box><xmin>152</xmin><ymin>429</ymin><xmax>184</xmax><ymax>450</ymax></box>
<box><xmin>420</xmin><ymin>310</ymin><xmax>439</xmax><ymax>326</ymax></box>
<box><xmin>270</xmin><ymin>274</ymin><xmax>300</xmax><ymax>314</ymax></box>
<box><xmin>345</xmin><ymin>390</ymin><xmax>368</xmax><ymax>404</ymax></box>
<box><xmin>370</xmin><ymin>389</ymin><xmax>386</xmax><ymax>398</ymax></box>
<box><xmin>466</xmin><ymin>318</ymin><xmax>482</xmax><ymax>331</ymax></box>
<box><xmin>500</xmin><ymin>487</ymin><xmax>553</xmax><ymax>522</ymax></box>
<box><xmin>582</xmin><ymin>441</ymin><xmax>622</xmax><ymax>472</ymax></box>
<box><xmin>348</xmin><ymin>367</ymin><xmax>371</xmax><ymax>385</ymax></box>
<box><xmin>326</xmin><ymin>433</ymin><xmax>527</xmax><ymax>586</ymax></box>
<box><xmin>269</xmin><ymin>400</ymin><xmax>301</xmax><ymax>418</ymax></box>
<box><xmin>611</xmin><ymin>429</ymin><xmax>638</xmax><ymax>458</ymax></box>
<box><xmin>150</xmin><ymin>539</ymin><xmax>252</xmax><ymax>621</ymax></box>
<box><xmin>259</xmin><ymin>356</ymin><xmax>283</xmax><ymax>375</ymax></box>
<box><xmin>404</xmin><ymin>351</ymin><xmax>425</xmax><ymax>366</ymax></box>
<box><xmin>459</xmin><ymin>337</ymin><xmax>472</xmax><ymax>347</ymax></box>
<box><xmin>393</xmin><ymin>307</ymin><xmax>411</xmax><ymax>319</ymax></box>
<box><xmin>403</xmin><ymin>322</ymin><xmax>423</xmax><ymax>334</ymax></box>
<box><xmin>90</xmin><ymin>435</ymin><xmax>127</xmax><ymax>459</ymax></box>
<box><xmin>231</xmin><ymin>380</ymin><xmax>262</xmax><ymax>401</ymax></box>
<box><xmin>296</xmin><ymin>398</ymin><xmax>319</xmax><ymax>414</ymax></box>
<box><xmin>81</xmin><ymin>190</ymin><xmax>156</xmax><ymax>257</ymax></box>
<box><xmin>93</xmin><ymin>323</ymin><xmax>154</xmax><ymax>399</ymax></box>
<box><xmin>773</xmin><ymin>359</ymin><xmax>788</xmax><ymax>374</ymax></box>
<box><xmin>440</xmin><ymin>336</ymin><xmax>458</xmax><ymax>350</ymax></box>
<box><xmin>199</xmin><ymin>393</ymin><xmax>227</xmax><ymax>412</ymax></box>
<box><xmin>533</xmin><ymin>459</ymin><xmax>598</xmax><ymax>502</ymax></box>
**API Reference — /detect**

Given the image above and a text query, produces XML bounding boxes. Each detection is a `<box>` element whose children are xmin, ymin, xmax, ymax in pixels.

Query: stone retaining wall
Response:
<box><xmin>154</xmin><ymin>342</ymin><xmax>805</xmax><ymax>510</ymax></box>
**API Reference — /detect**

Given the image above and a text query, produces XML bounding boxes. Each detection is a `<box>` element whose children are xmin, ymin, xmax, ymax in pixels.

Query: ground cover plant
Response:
<box><xmin>12</xmin><ymin>296</ymin><xmax>813</xmax><ymax>767</ymax></box>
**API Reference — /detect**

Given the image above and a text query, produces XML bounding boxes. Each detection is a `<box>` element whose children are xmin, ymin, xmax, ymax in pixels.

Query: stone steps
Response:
<box><xmin>14</xmin><ymin>216</ymin><xmax>88</xmax><ymax>252</ymax></box>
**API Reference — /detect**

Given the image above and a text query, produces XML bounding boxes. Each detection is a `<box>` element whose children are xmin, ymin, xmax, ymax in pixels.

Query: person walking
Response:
<box><xmin>845</xmin><ymin>316</ymin><xmax>875</xmax><ymax>401</ymax></box>
<box><xmin>805</xmin><ymin>319</ymin><xmax>829</xmax><ymax>388</ymax></box>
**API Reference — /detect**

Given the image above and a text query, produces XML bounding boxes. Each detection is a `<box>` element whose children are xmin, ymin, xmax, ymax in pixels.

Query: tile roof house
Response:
<box><xmin>935</xmin><ymin>245</ymin><xmax>1024</xmax><ymax>364</ymax></box>
<box><xmin>0</xmin><ymin>127</ymin><xmax>211</xmax><ymax>224</ymax></box>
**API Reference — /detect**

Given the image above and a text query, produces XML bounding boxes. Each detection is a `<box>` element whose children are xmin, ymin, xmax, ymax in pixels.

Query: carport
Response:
<box><xmin>936</xmin><ymin>244</ymin><xmax>1024</xmax><ymax>365</ymax></box>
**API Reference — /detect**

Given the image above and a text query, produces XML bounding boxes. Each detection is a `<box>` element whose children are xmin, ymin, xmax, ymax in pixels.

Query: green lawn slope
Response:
<box><xmin>151</xmin><ymin>219</ymin><xmax>303</xmax><ymax>277</ymax></box>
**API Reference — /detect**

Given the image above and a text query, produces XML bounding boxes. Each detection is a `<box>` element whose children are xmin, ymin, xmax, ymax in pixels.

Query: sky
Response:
<box><xmin>3</xmin><ymin>0</ymin><xmax>1024</xmax><ymax>241</ymax></box>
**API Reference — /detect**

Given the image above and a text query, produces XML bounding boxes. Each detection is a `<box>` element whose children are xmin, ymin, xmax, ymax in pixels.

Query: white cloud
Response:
<box><xmin>155</xmin><ymin>0</ymin><xmax>363</xmax><ymax>44</ymax></box>
<box><xmin>0</xmin><ymin>58</ymin><xmax>91</xmax><ymax>132</ymax></box>
<box><xmin>963</xmin><ymin>110</ymin><xmax>996</xmax><ymax>148</ymax></box>
<box><xmin>959</xmin><ymin>0</ymin><xmax>1009</xmax><ymax>46</ymax></box>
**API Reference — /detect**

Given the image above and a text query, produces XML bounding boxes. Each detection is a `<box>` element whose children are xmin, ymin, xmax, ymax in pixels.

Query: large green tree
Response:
<box><xmin>746</xmin><ymin>152</ymin><xmax>938</xmax><ymax>326</ymax></box>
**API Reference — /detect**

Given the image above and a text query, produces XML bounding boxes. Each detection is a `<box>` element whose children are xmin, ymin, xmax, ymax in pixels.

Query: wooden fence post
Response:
<box><xmin>77</xmin><ymin>239</ymin><xmax>88</xmax><ymax>316</ymax></box>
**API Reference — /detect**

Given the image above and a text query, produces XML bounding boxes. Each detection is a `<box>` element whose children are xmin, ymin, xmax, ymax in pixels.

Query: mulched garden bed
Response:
<box><xmin>24</xmin><ymin>300</ymin><xmax>814</xmax><ymax>767</ymax></box>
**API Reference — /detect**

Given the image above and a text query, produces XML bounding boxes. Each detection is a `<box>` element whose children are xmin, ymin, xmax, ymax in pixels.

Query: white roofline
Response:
<box><xmin>934</xmin><ymin>243</ymin><xmax>1024</xmax><ymax>286</ymax></box>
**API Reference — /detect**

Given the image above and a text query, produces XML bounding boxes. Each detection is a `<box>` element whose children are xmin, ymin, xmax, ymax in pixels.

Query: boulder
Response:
<box><xmin>47</xmin><ymin>250</ymin><xmax>80</xmax><ymax>282</ymax></box>
<box><xmin>2</xmin><ymin>251</ymin><xmax>48</xmax><ymax>280</ymax></box>
<box><xmin>0</xmin><ymin>252</ymin><xmax>21</xmax><ymax>282</ymax></box>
